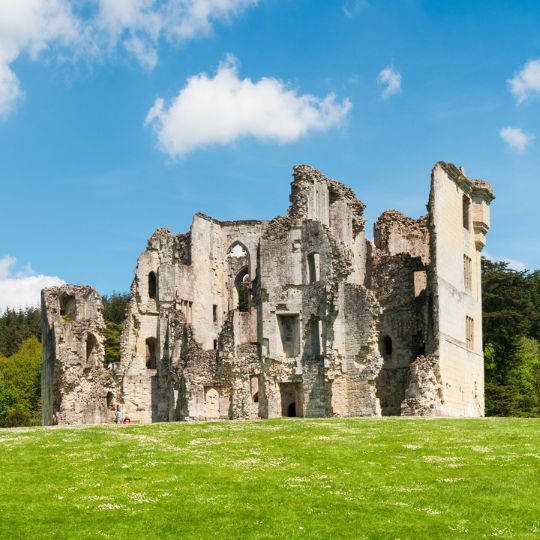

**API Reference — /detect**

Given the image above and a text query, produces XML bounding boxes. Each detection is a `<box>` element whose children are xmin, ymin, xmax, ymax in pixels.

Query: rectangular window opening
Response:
<box><xmin>463</xmin><ymin>195</ymin><xmax>471</xmax><ymax>230</ymax></box>
<box><xmin>466</xmin><ymin>316</ymin><xmax>474</xmax><ymax>349</ymax></box>
<box><xmin>310</xmin><ymin>319</ymin><xmax>322</xmax><ymax>357</ymax></box>
<box><xmin>277</xmin><ymin>314</ymin><xmax>300</xmax><ymax>358</ymax></box>
<box><xmin>307</xmin><ymin>253</ymin><xmax>320</xmax><ymax>283</ymax></box>
<box><xmin>464</xmin><ymin>255</ymin><xmax>472</xmax><ymax>290</ymax></box>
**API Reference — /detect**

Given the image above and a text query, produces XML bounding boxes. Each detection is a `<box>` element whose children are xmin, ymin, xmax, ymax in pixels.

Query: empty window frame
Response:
<box><xmin>86</xmin><ymin>333</ymin><xmax>98</xmax><ymax>363</ymax></box>
<box><xmin>59</xmin><ymin>294</ymin><xmax>77</xmax><ymax>320</ymax></box>
<box><xmin>145</xmin><ymin>337</ymin><xmax>157</xmax><ymax>369</ymax></box>
<box><xmin>382</xmin><ymin>335</ymin><xmax>393</xmax><ymax>356</ymax></box>
<box><xmin>310</xmin><ymin>319</ymin><xmax>322</xmax><ymax>357</ymax></box>
<box><xmin>413</xmin><ymin>270</ymin><xmax>427</xmax><ymax>297</ymax></box>
<box><xmin>250</xmin><ymin>375</ymin><xmax>259</xmax><ymax>403</ymax></box>
<box><xmin>466</xmin><ymin>316</ymin><xmax>474</xmax><ymax>350</ymax></box>
<box><xmin>235</xmin><ymin>268</ymin><xmax>250</xmax><ymax>312</ymax></box>
<box><xmin>277</xmin><ymin>315</ymin><xmax>300</xmax><ymax>358</ymax></box>
<box><xmin>464</xmin><ymin>255</ymin><xmax>472</xmax><ymax>290</ymax></box>
<box><xmin>148</xmin><ymin>271</ymin><xmax>157</xmax><ymax>300</ymax></box>
<box><xmin>213</xmin><ymin>304</ymin><xmax>218</xmax><ymax>323</ymax></box>
<box><xmin>307</xmin><ymin>253</ymin><xmax>320</xmax><ymax>283</ymax></box>
<box><xmin>463</xmin><ymin>195</ymin><xmax>471</xmax><ymax>230</ymax></box>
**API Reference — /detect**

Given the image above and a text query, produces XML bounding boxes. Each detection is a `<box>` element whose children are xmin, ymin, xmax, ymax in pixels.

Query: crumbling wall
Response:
<box><xmin>369</xmin><ymin>207</ymin><xmax>431</xmax><ymax>416</ymax></box>
<box><xmin>328</xmin><ymin>284</ymin><xmax>383</xmax><ymax>417</ymax></box>
<box><xmin>41</xmin><ymin>285</ymin><xmax>118</xmax><ymax>425</ymax></box>
<box><xmin>401</xmin><ymin>354</ymin><xmax>443</xmax><ymax>416</ymax></box>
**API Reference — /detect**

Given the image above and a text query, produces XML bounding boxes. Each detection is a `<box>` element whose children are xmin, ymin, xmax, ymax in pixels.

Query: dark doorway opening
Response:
<box><xmin>287</xmin><ymin>402</ymin><xmax>296</xmax><ymax>417</ymax></box>
<box><xmin>280</xmin><ymin>383</ymin><xmax>303</xmax><ymax>417</ymax></box>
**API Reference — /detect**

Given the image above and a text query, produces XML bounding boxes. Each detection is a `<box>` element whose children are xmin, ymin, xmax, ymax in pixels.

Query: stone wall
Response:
<box><xmin>41</xmin><ymin>285</ymin><xmax>118</xmax><ymax>425</ymax></box>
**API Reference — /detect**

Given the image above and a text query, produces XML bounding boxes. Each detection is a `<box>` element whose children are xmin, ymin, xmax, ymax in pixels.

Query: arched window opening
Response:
<box><xmin>86</xmin><ymin>333</ymin><xmax>98</xmax><ymax>365</ymax></box>
<box><xmin>307</xmin><ymin>253</ymin><xmax>320</xmax><ymax>283</ymax></box>
<box><xmin>145</xmin><ymin>337</ymin><xmax>157</xmax><ymax>369</ymax></box>
<box><xmin>383</xmin><ymin>336</ymin><xmax>393</xmax><ymax>356</ymax></box>
<box><xmin>148</xmin><ymin>271</ymin><xmax>157</xmax><ymax>300</ymax></box>
<box><xmin>463</xmin><ymin>195</ymin><xmax>471</xmax><ymax>230</ymax></box>
<box><xmin>106</xmin><ymin>391</ymin><xmax>114</xmax><ymax>409</ymax></box>
<box><xmin>227</xmin><ymin>242</ymin><xmax>248</xmax><ymax>258</ymax></box>
<box><xmin>235</xmin><ymin>267</ymin><xmax>250</xmax><ymax>312</ymax></box>
<box><xmin>60</xmin><ymin>294</ymin><xmax>77</xmax><ymax>320</ymax></box>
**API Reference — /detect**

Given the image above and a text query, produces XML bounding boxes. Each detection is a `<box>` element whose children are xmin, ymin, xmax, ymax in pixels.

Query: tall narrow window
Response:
<box><xmin>250</xmin><ymin>375</ymin><xmax>259</xmax><ymax>403</ymax></box>
<box><xmin>310</xmin><ymin>319</ymin><xmax>321</xmax><ymax>357</ymax></box>
<box><xmin>148</xmin><ymin>271</ymin><xmax>157</xmax><ymax>299</ymax></box>
<box><xmin>466</xmin><ymin>317</ymin><xmax>474</xmax><ymax>350</ymax></box>
<box><xmin>463</xmin><ymin>195</ymin><xmax>471</xmax><ymax>230</ymax></box>
<box><xmin>146</xmin><ymin>337</ymin><xmax>157</xmax><ymax>369</ymax></box>
<box><xmin>383</xmin><ymin>336</ymin><xmax>393</xmax><ymax>356</ymax></box>
<box><xmin>307</xmin><ymin>253</ymin><xmax>320</xmax><ymax>283</ymax></box>
<box><xmin>213</xmin><ymin>304</ymin><xmax>218</xmax><ymax>323</ymax></box>
<box><xmin>464</xmin><ymin>255</ymin><xmax>472</xmax><ymax>290</ymax></box>
<box><xmin>86</xmin><ymin>333</ymin><xmax>98</xmax><ymax>363</ymax></box>
<box><xmin>235</xmin><ymin>268</ymin><xmax>250</xmax><ymax>312</ymax></box>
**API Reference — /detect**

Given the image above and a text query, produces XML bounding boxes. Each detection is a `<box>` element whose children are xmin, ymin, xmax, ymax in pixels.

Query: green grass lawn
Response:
<box><xmin>1</xmin><ymin>418</ymin><xmax>539</xmax><ymax>539</ymax></box>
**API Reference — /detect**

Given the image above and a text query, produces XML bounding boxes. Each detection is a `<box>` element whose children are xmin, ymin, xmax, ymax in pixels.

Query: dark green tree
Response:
<box><xmin>0</xmin><ymin>337</ymin><xmax>42</xmax><ymax>427</ymax></box>
<box><xmin>0</xmin><ymin>307</ymin><xmax>41</xmax><ymax>357</ymax></box>
<box><xmin>482</xmin><ymin>259</ymin><xmax>540</xmax><ymax>416</ymax></box>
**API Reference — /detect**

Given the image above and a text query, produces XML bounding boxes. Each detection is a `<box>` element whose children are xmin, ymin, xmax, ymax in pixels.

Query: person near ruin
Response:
<box><xmin>115</xmin><ymin>406</ymin><xmax>124</xmax><ymax>425</ymax></box>
<box><xmin>123</xmin><ymin>416</ymin><xmax>131</xmax><ymax>424</ymax></box>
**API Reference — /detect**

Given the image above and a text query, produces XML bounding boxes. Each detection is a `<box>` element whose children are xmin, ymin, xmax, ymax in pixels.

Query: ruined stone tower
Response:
<box><xmin>41</xmin><ymin>161</ymin><xmax>494</xmax><ymax>425</ymax></box>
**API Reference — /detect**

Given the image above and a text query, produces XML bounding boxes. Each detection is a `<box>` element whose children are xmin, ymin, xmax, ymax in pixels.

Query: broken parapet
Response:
<box><xmin>374</xmin><ymin>210</ymin><xmax>429</xmax><ymax>262</ymax></box>
<box><xmin>41</xmin><ymin>285</ymin><xmax>118</xmax><ymax>425</ymax></box>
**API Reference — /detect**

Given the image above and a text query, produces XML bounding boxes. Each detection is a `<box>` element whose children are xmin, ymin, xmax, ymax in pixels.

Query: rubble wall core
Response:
<box><xmin>41</xmin><ymin>162</ymin><xmax>494</xmax><ymax>424</ymax></box>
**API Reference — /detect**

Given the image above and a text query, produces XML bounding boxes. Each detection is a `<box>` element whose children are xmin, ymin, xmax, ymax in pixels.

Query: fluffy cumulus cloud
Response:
<box><xmin>508</xmin><ymin>58</ymin><xmax>540</xmax><ymax>104</ymax></box>
<box><xmin>145</xmin><ymin>55</ymin><xmax>352</xmax><ymax>157</ymax></box>
<box><xmin>378</xmin><ymin>66</ymin><xmax>401</xmax><ymax>98</ymax></box>
<box><xmin>0</xmin><ymin>256</ymin><xmax>64</xmax><ymax>313</ymax></box>
<box><xmin>0</xmin><ymin>0</ymin><xmax>82</xmax><ymax>118</ymax></box>
<box><xmin>500</xmin><ymin>126</ymin><xmax>534</xmax><ymax>153</ymax></box>
<box><xmin>0</xmin><ymin>0</ymin><xmax>259</xmax><ymax>117</ymax></box>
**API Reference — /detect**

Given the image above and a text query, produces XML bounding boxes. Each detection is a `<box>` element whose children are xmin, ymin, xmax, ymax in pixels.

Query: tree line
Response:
<box><xmin>0</xmin><ymin>262</ymin><xmax>539</xmax><ymax>427</ymax></box>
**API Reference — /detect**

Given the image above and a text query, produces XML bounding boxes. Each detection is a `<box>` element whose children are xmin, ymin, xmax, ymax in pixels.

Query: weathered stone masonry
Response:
<box><xmin>41</xmin><ymin>161</ymin><xmax>494</xmax><ymax>425</ymax></box>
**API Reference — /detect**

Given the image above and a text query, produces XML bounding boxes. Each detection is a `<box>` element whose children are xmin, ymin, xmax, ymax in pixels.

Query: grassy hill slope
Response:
<box><xmin>1</xmin><ymin>418</ymin><xmax>539</xmax><ymax>539</ymax></box>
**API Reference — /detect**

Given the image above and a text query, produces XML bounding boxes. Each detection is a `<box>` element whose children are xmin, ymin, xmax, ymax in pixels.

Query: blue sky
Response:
<box><xmin>1</xmin><ymin>0</ymin><xmax>539</xmax><ymax>310</ymax></box>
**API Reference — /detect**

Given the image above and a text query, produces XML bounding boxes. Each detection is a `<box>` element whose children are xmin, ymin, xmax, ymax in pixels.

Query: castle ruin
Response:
<box><xmin>41</xmin><ymin>161</ymin><xmax>494</xmax><ymax>425</ymax></box>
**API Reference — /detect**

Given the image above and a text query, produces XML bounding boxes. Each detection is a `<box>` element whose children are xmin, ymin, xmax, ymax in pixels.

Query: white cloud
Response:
<box><xmin>500</xmin><ymin>126</ymin><xmax>534</xmax><ymax>153</ymax></box>
<box><xmin>0</xmin><ymin>0</ymin><xmax>82</xmax><ymax>118</ymax></box>
<box><xmin>145</xmin><ymin>55</ymin><xmax>352</xmax><ymax>157</ymax></box>
<box><xmin>378</xmin><ymin>66</ymin><xmax>401</xmax><ymax>99</ymax></box>
<box><xmin>508</xmin><ymin>58</ymin><xmax>540</xmax><ymax>104</ymax></box>
<box><xmin>343</xmin><ymin>0</ymin><xmax>369</xmax><ymax>19</ymax></box>
<box><xmin>0</xmin><ymin>255</ymin><xmax>64</xmax><ymax>313</ymax></box>
<box><xmin>0</xmin><ymin>0</ymin><xmax>259</xmax><ymax>117</ymax></box>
